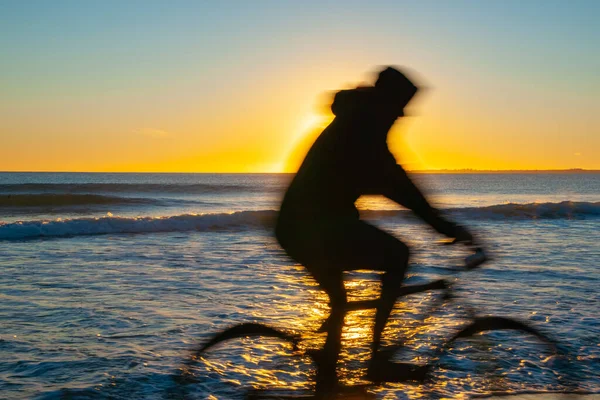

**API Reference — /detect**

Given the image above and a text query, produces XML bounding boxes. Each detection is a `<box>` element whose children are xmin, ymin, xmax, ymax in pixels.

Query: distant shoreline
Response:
<box><xmin>409</xmin><ymin>169</ymin><xmax>600</xmax><ymax>174</ymax></box>
<box><xmin>0</xmin><ymin>169</ymin><xmax>599</xmax><ymax>174</ymax></box>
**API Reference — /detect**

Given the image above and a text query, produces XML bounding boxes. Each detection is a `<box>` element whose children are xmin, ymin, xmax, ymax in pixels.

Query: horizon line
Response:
<box><xmin>0</xmin><ymin>168</ymin><xmax>599</xmax><ymax>174</ymax></box>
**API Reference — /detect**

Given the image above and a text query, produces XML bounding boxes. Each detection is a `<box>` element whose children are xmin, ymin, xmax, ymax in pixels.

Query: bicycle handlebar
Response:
<box><xmin>464</xmin><ymin>248</ymin><xmax>487</xmax><ymax>270</ymax></box>
<box><xmin>439</xmin><ymin>238</ymin><xmax>488</xmax><ymax>270</ymax></box>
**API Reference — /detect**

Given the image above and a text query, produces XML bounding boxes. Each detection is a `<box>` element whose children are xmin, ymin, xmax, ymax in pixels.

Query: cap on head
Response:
<box><xmin>374</xmin><ymin>66</ymin><xmax>419</xmax><ymax>111</ymax></box>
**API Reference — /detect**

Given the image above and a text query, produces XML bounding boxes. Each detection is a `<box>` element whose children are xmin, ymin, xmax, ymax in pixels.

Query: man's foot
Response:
<box><xmin>366</xmin><ymin>354</ymin><xmax>430</xmax><ymax>383</ymax></box>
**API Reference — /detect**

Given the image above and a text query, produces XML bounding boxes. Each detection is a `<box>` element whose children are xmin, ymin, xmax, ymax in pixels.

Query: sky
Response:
<box><xmin>1</xmin><ymin>0</ymin><xmax>598</xmax><ymax>172</ymax></box>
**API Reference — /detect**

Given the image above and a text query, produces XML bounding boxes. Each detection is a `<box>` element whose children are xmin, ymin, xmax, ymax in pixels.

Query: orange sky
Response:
<box><xmin>1</xmin><ymin>3</ymin><xmax>598</xmax><ymax>172</ymax></box>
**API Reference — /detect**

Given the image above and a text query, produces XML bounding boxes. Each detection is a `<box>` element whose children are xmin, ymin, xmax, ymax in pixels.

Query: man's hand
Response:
<box><xmin>452</xmin><ymin>225</ymin><xmax>474</xmax><ymax>245</ymax></box>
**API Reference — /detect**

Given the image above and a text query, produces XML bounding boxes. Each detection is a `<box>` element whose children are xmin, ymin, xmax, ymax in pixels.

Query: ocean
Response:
<box><xmin>0</xmin><ymin>172</ymin><xmax>598</xmax><ymax>399</ymax></box>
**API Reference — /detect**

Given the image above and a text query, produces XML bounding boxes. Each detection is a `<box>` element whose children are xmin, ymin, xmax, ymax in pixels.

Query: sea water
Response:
<box><xmin>0</xmin><ymin>172</ymin><xmax>598</xmax><ymax>399</ymax></box>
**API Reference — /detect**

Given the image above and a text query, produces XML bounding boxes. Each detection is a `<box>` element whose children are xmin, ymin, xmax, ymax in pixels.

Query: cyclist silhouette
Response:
<box><xmin>276</xmin><ymin>66</ymin><xmax>474</xmax><ymax>394</ymax></box>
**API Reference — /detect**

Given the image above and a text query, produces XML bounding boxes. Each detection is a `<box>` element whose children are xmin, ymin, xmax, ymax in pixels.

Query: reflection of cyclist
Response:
<box><xmin>276</xmin><ymin>66</ymin><xmax>473</xmax><ymax>393</ymax></box>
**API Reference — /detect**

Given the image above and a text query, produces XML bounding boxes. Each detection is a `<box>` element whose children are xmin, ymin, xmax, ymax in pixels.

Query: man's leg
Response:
<box><xmin>309</xmin><ymin>268</ymin><xmax>346</xmax><ymax>396</ymax></box>
<box><xmin>283</xmin><ymin>220</ymin><xmax>414</xmax><ymax>387</ymax></box>
<box><xmin>311</xmin><ymin>222</ymin><xmax>412</xmax><ymax>381</ymax></box>
<box><xmin>277</xmin><ymin>222</ymin><xmax>349</xmax><ymax>394</ymax></box>
<box><xmin>370</xmin><ymin>240</ymin><xmax>409</xmax><ymax>356</ymax></box>
<box><xmin>364</xmin><ymin>236</ymin><xmax>430</xmax><ymax>382</ymax></box>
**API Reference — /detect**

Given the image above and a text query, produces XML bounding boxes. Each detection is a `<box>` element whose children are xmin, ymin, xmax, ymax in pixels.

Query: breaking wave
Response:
<box><xmin>0</xmin><ymin>210</ymin><xmax>279</xmax><ymax>240</ymax></box>
<box><xmin>0</xmin><ymin>202</ymin><xmax>597</xmax><ymax>240</ymax></box>
<box><xmin>451</xmin><ymin>201</ymin><xmax>600</xmax><ymax>220</ymax></box>
<box><xmin>361</xmin><ymin>201</ymin><xmax>600</xmax><ymax>220</ymax></box>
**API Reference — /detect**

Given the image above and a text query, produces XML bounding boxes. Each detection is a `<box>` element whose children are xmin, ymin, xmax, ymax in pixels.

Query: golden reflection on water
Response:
<box><xmin>192</xmin><ymin>268</ymin><xmax>510</xmax><ymax>397</ymax></box>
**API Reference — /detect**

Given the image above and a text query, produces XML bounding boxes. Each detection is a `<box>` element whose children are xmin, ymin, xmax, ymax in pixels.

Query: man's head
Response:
<box><xmin>374</xmin><ymin>66</ymin><xmax>419</xmax><ymax>117</ymax></box>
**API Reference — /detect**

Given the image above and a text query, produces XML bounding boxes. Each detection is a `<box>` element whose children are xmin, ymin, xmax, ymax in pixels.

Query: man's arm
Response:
<box><xmin>377</xmin><ymin>158</ymin><xmax>469</xmax><ymax>239</ymax></box>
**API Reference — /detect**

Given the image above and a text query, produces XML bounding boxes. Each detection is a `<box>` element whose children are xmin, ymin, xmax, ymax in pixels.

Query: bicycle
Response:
<box><xmin>178</xmin><ymin>244</ymin><xmax>571</xmax><ymax>399</ymax></box>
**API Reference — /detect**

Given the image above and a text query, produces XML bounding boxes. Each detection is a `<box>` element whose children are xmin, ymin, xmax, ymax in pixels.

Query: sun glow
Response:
<box><xmin>282</xmin><ymin>113</ymin><xmax>334</xmax><ymax>173</ymax></box>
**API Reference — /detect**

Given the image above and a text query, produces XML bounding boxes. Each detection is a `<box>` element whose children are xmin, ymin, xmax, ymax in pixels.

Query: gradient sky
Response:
<box><xmin>1</xmin><ymin>0</ymin><xmax>598</xmax><ymax>172</ymax></box>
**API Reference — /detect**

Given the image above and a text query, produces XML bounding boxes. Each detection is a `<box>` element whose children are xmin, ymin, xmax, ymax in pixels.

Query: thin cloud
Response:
<box><xmin>134</xmin><ymin>128</ymin><xmax>171</xmax><ymax>138</ymax></box>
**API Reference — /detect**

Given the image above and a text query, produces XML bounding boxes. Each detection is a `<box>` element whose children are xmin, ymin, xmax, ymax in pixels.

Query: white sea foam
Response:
<box><xmin>363</xmin><ymin>201</ymin><xmax>600</xmax><ymax>220</ymax></box>
<box><xmin>0</xmin><ymin>202</ymin><xmax>598</xmax><ymax>240</ymax></box>
<box><xmin>0</xmin><ymin>210</ymin><xmax>278</xmax><ymax>240</ymax></box>
<box><xmin>451</xmin><ymin>201</ymin><xmax>600</xmax><ymax>219</ymax></box>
